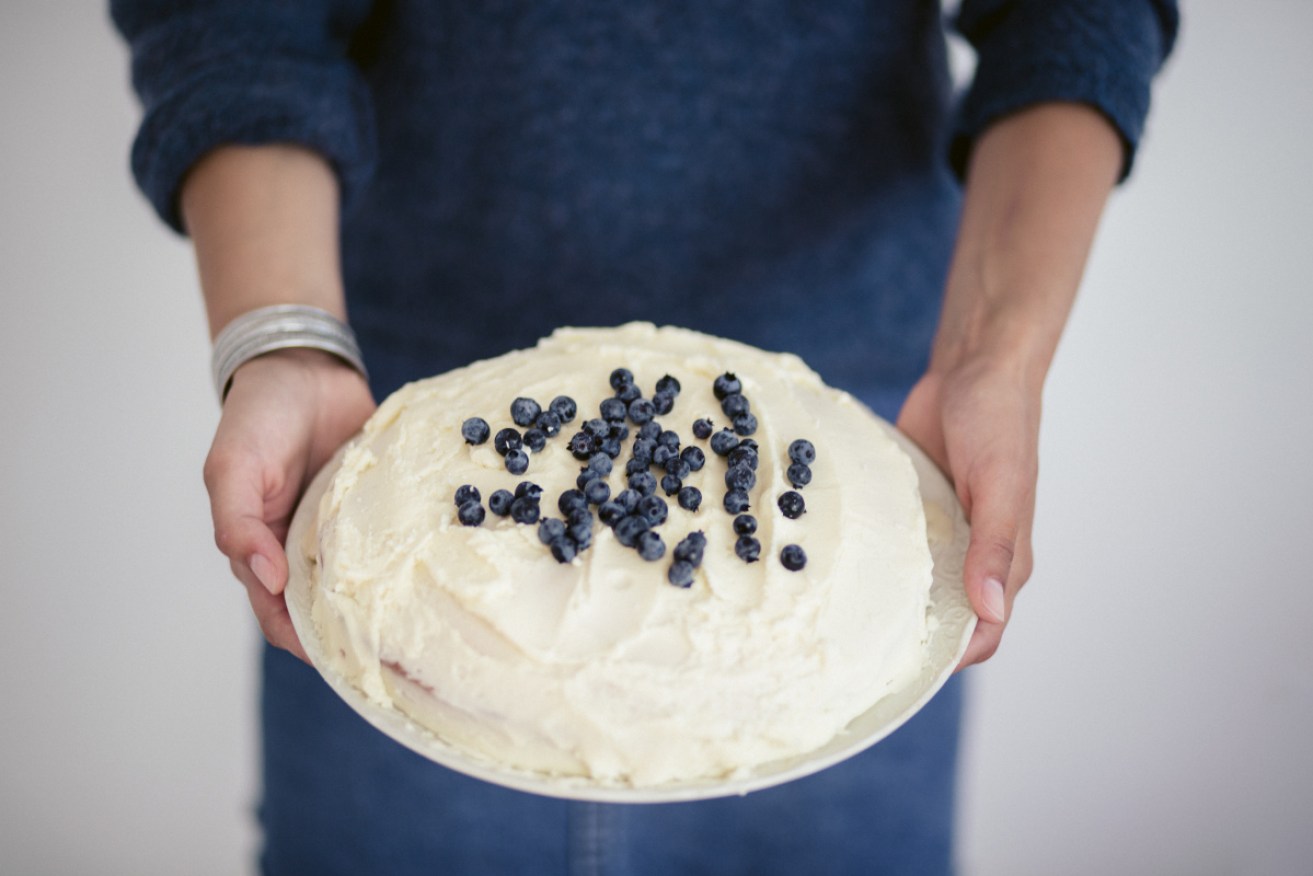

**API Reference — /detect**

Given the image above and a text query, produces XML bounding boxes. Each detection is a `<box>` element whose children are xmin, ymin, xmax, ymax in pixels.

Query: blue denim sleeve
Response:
<box><xmin>110</xmin><ymin>0</ymin><xmax>378</xmax><ymax>233</ymax></box>
<box><xmin>950</xmin><ymin>0</ymin><xmax>1179</xmax><ymax>181</ymax></box>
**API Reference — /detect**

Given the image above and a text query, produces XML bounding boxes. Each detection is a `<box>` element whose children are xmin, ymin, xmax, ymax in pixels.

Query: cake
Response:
<box><xmin>296</xmin><ymin>323</ymin><xmax>935</xmax><ymax>787</ymax></box>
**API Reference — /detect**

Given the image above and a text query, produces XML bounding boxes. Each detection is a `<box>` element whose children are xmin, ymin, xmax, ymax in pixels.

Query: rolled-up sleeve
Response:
<box><xmin>950</xmin><ymin>0</ymin><xmax>1179</xmax><ymax>181</ymax></box>
<box><xmin>110</xmin><ymin>0</ymin><xmax>378</xmax><ymax>233</ymax></box>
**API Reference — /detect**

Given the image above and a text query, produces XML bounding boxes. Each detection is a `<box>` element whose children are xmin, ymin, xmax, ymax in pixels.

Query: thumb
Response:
<box><xmin>961</xmin><ymin>466</ymin><xmax>1027</xmax><ymax>625</ymax></box>
<box><xmin>203</xmin><ymin>448</ymin><xmax>289</xmax><ymax>595</ymax></box>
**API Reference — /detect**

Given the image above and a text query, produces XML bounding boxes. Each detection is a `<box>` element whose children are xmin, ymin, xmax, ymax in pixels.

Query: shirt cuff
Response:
<box><xmin>128</xmin><ymin>53</ymin><xmax>375</xmax><ymax>234</ymax></box>
<box><xmin>950</xmin><ymin>1</ymin><xmax>1178</xmax><ymax>182</ymax></box>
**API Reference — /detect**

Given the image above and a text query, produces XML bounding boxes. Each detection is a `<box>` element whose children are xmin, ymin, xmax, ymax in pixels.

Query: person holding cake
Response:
<box><xmin>112</xmin><ymin>2</ymin><xmax>1177</xmax><ymax>873</ymax></box>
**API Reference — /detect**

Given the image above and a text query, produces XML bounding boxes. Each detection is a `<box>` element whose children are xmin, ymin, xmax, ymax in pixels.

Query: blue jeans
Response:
<box><xmin>258</xmin><ymin>644</ymin><xmax>962</xmax><ymax>875</ymax></box>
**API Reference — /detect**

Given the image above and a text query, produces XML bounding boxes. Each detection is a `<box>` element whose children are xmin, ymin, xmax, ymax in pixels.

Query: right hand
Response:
<box><xmin>203</xmin><ymin>348</ymin><xmax>376</xmax><ymax>661</ymax></box>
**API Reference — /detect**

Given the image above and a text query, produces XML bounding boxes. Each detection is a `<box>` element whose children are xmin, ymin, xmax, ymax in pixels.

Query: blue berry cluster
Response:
<box><xmin>462</xmin><ymin>393</ymin><xmax>578</xmax><ymax>476</ymax></box>
<box><xmin>770</xmin><ymin>438</ymin><xmax>814</xmax><ymax>571</ymax></box>
<box><xmin>455</xmin><ymin>364</ymin><xmax>813</xmax><ymax>579</ymax></box>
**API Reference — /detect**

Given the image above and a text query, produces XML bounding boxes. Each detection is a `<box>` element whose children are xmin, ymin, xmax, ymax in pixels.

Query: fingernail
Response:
<box><xmin>250</xmin><ymin>553</ymin><xmax>277</xmax><ymax>594</ymax></box>
<box><xmin>982</xmin><ymin>577</ymin><xmax>1006</xmax><ymax>623</ymax></box>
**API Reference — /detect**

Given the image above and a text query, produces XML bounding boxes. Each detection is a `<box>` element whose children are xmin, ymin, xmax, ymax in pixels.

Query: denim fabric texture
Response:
<box><xmin>260</xmin><ymin>644</ymin><xmax>964</xmax><ymax>876</ymax></box>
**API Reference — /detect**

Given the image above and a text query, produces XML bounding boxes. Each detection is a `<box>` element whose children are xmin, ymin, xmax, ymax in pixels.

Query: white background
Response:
<box><xmin>2</xmin><ymin>2</ymin><xmax>1310</xmax><ymax>874</ymax></box>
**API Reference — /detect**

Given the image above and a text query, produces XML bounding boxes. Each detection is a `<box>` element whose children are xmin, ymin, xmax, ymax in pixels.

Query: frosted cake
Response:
<box><xmin>295</xmin><ymin>323</ymin><xmax>936</xmax><ymax>786</ymax></box>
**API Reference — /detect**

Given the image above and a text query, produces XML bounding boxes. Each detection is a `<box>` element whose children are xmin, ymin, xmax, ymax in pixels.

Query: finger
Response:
<box><xmin>956</xmin><ymin>619</ymin><xmax>1003</xmax><ymax>671</ymax></box>
<box><xmin>233</xmin><ymin>558</ymin><xmax>309</xmax><ymax>663</ymax></box>
<box><xmin>956</xmin><ymin>493</ymin><xmax>1036</xmax><ymax>672</ymax></box>
<box><xmin>204</xmin><ymin>445</ymin><xmax>290</xmax><ymax>595</ymax></box>
<box><xmin>961</xmin><ymin>458</ymin><xmax>1031</xmax><ymax>626</ymax></box>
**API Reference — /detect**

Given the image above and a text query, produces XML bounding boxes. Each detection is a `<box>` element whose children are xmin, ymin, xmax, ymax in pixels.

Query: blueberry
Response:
<box><xmin>523</xmin><ymin>428</ymin><xmax>547</xmax><ymax>452</ymax></box>
<box><xmin>535</xmin><ymin>410</ymin><xmax>563</xmax><ymax>437</ymax></box>
<box><xmin>657</xmin><ymin>430</ymin><xmax>681</xmax><ymax>451</ymax></box>
<box><xmin>780</xmin><ymin>544</ymin><xmax>807</xmax><ymax>570</ymax></box>
<box><xmin>550</xmin><ymin>537</ymin><xmax>577</xmax><ymax>563</ymax></box>
<box><xmin>787</xmin><ymin>462</ymin><xmax>812</xmax><ymax>488</ymax></box>
<box><xmin>733</xmin><ymin>514</ymin><xmax>757</xmax><ymax>536</ymax></box>
<box><xmin>724</xmin><ymin>464</ymin><xmax>756</xmax><ymax>492</ymax></box>
<box><xmin>494</xmin><ymin>428</ymin><xmax>522</xmax><ymax>456</ymax></box>
<box><xmin>732</xmin><ymin>413</ymin><xmax>757</xmax><ymax>436</ymax></box>
<box><xmin>691</xmin><ymin>418</ymin><xmax>714</xmax><ymax>440</ymax></box>
<box><xmin>631</xmin><ymin>438</ymin><xmax>655</xmax><ymax>465</ymax></box>
<box><xmin>567</xmin><ymin>519</ymin><xmax>593</xmax><ymax>548</ymax></box>
<box><xmin>538</xmin><ymin>517</ymin><xmax>565</xmax><ymax>544</ymax></box>
<box><xmin>457</xmin><ymin>500</ymin><xmax>485</xmax><ymax>527</ymax></box>
<box><xmin>587</xmin><ymin>453</ymin><xmax>613</xmax><ymax>475</ymax></box>
<box><xmin>576</xmin><ymin>469</ymin><xmax>601</xmax><ymax>490</ymax></box>
<box><xmin>727</xmin><ymin>445</ymin><xmax>758</xmax><ymax>471</ymax></box>
<box><xmin>664</xmin><ymin>457</ymin><xmax>691</xmax><ymax>481</ymax></box>
<box><xmin>679</xmin><ymin>446</ymin><xmax>706</xmax><ymax>471</ymax></box>
<box><xmin>454</xmin><ymin>484</ymin><xmax>480</xmax><ymax>507</ymax></box>
<box><xmin>651</xmin><ymin>391</ymin><xmax>675</xmax><ymax>415</ymax></box>
<box><xmin>614</xmin><ymin>489</ymin><xmax>640</xmax><ymax>513</ymax></box>
<box><xmin>638</xmin><ymin>494</ymin><xmax>669</xmax><ymax>526</ymax></box>
<box><xmin>607</xmin><ymin>421</ymin><xmax>630</xmax><ymax>441</ymax></box>
<box><xmin>724</xmin><ymin>490</ymin><xmax>750</xmax><ymax>514</ymax></box>
<box><xmin>778</xmin><ymin>490</ymin><xmax>806</xmax><ymax>519</ymax></box>
<box><xmin>628</xmin><ymin>471</ymin><xmax>657</xmax><ymax>497</ymax></box>
<box><xmin>610</xmin><ymin>367</ymin><xmax>635</xmax><ymax>392</ymax></box>
<box><xmin>510</xmin><ymin>495</ymin><xmax>540</xmax><ymax>524</ymax></box>
<box><xmin>566</xmin><ymin>507</ymin><xmax>593</xmax><ymax>527</ymax></box>
<box><xmin>652</xmin><ymin>444</ymin><xmax>676</xmax><ymax>468</ymax></box>
<box><xmin>584</xmin><ymin>418</ymin><xmax>609</xmax><ymax>438</ymax></box>
<box><xmin>616</xmin><ymin>382</ymin><xmax>643</xmax><ymax>403</ymax></box>
<box><xmin>713</xmin><ymin>372</ymin><xmax>741</xmax><ymax>400</ymax></box>
<box><xmin>461</xmin><ymin>417</ymin><xmax>490</xmax><ymax>445</ymax></box>
<box><xmin>515</xmin><ymin>481</ymin><xmax>543</xmax><ymax>501</ymax></box>
<box><xmin>636</xmin><ymin>530</ymin><xmax>666</xmax><ymax>561</ymax></box>
<box><xmin>677</xmin><ymin>486</ymin><xmax>702</xmax><ymax>511</ymax></box>
<box><xmin>625</xmin><ymin>457</ymin><xmax>649</xmax><ymax>476</ymax></box>
<box><xmin>584</xmin><ymin>479</ymin><xmax>611</xmax><ymax>506</ymax></box>
<box><xmin>720</xmin><ymin>393</ymin><xmax>750</xmax><ymax>419</ymax></box>
<box><xmin>558</xmin><ymin>489</ymin><xmax>588</xmax><ymax>516</ymax></box>
<box><xmin>600</xmin><ymin>397</ymin><xmax>627</xmax><ymax>422</ymax></box>
<box><xmin>599</xmin><ymin>437</ymin><xmax>623</xmax><ymax>459</ymax></box>
<box><xmin>635</xmin><ymin>422</ymin><xmax>659</xmax><ymax>442</ymax></box>
<box><xmin>737</xmin><ymin>438</ymin><xmax>760</xmax><ymax>452</ymax></box>
<box><xmin>550</xmin><ymin>395</ymin><xmax>578</xmax><ymax>423</ymax></box>
<box><xmin>674</xmin><ymin>531</ymin><xmax>707</xmax><ymax>565</ymax></box>
<box><xmin>504</xmin><ymin>448</ymin><xmax>529</xmax><ymax>475</ymax></box>
<box><xmin>614</xmin><ymin>514</ymin><xmax>650</xmax><ymax>547</ymax></box>
<box><xmin>735</xmin><ymin>535</ymin><xmax>761</xmax><ymax>562</ymax></box>
<box><xmin>510</xmin><ymin>397</ymin><xmax>541</xmax><ymax>427</ymax></box>
<box><xmin>567</xmin><ymin>432</ymin><xmax>592</xmax><ymax>459</ymax></box>
<box><xmin>710</xmin><ymin>429</ymin><xmax>740</xmax><ymax>457</ymax></box>
<box><xmin>488</xmin><ymin>489</ymin><xmax>515</xmax><ymax>516</ymax></box>
<box><xmin>598</xmin><ymin>500</ymin><xmax>627</xmax><ymax>526</ymax></box>
<box><xmin>628</xmin><ymin>398</ymin><xmax>655</xmax><ymax>425</ymax></box>
<box><xmin>661</xmin><ymin>473</ymin><xmax>682</xmax><ymax>496</ymax></box>
<box><xmin>667</xmin><ymin>560</ymin><xmax>695</xmax><ymax>588</ymax></box>
<box><xmin>788</xmin><ymin>439</ymin><xmax>817</xmax><ymax>466</ymax></box>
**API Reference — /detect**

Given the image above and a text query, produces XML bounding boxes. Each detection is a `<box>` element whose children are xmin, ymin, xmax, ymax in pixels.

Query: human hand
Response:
<box><xmin>203</xmin><ymin>348</ymin><xmax>375</xmax><ymax>661</ymax></box>
<box><xmin>897</xmin><ymin>356</ymin><xmax>1039</xmax><ymax>670</ymax></box>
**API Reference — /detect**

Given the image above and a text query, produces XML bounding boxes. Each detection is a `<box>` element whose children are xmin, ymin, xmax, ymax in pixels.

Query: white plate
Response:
<box><xmin>285</xmin><ymin>421</ymin><xmax>974</xmax><ymax>803</ymax></box>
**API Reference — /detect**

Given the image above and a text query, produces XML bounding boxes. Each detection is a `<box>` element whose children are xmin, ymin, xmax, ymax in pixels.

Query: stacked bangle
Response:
<box><xmin>210</xmin><ymin>304</ymin><xmax>368</xmax><ymax>402</ymax></box>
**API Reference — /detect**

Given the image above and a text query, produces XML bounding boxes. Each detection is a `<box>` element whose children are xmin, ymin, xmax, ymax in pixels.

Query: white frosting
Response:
<box><xmin>302</xmin><ymin>323</ymin><xmax>932</xmax><ymax>786</ymax></box>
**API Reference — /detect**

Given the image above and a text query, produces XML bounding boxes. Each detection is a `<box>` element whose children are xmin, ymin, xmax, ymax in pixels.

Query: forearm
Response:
<box><xmin>932</xmin><ymin>102</ymin><xmax>1123</xmax><ymax>390</ymax></box>
<box><xmin>180</xmin><ymin>145</ymin><xmax>346</xmax><ymax>338</ymax></box>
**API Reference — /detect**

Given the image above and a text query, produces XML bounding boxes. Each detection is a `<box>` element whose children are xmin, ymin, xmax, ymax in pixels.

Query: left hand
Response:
<box><xmin>897</xmin><ymin>353</ymin><xmax>1039</xmax><ymax>670</ymax></box>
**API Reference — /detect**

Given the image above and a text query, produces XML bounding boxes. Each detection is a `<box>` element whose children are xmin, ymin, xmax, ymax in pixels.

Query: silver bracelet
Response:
<box><xmin>210</xmin><ymin>304</ymin><xmax>368</xmax><ymax>402</ymax></box>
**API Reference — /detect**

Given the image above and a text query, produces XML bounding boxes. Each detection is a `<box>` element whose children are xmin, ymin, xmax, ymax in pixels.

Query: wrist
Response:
<box><xmin>928</xmin><ymin>279</ymin><xmax>1066</xmax><ymax>395</ymax></box>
